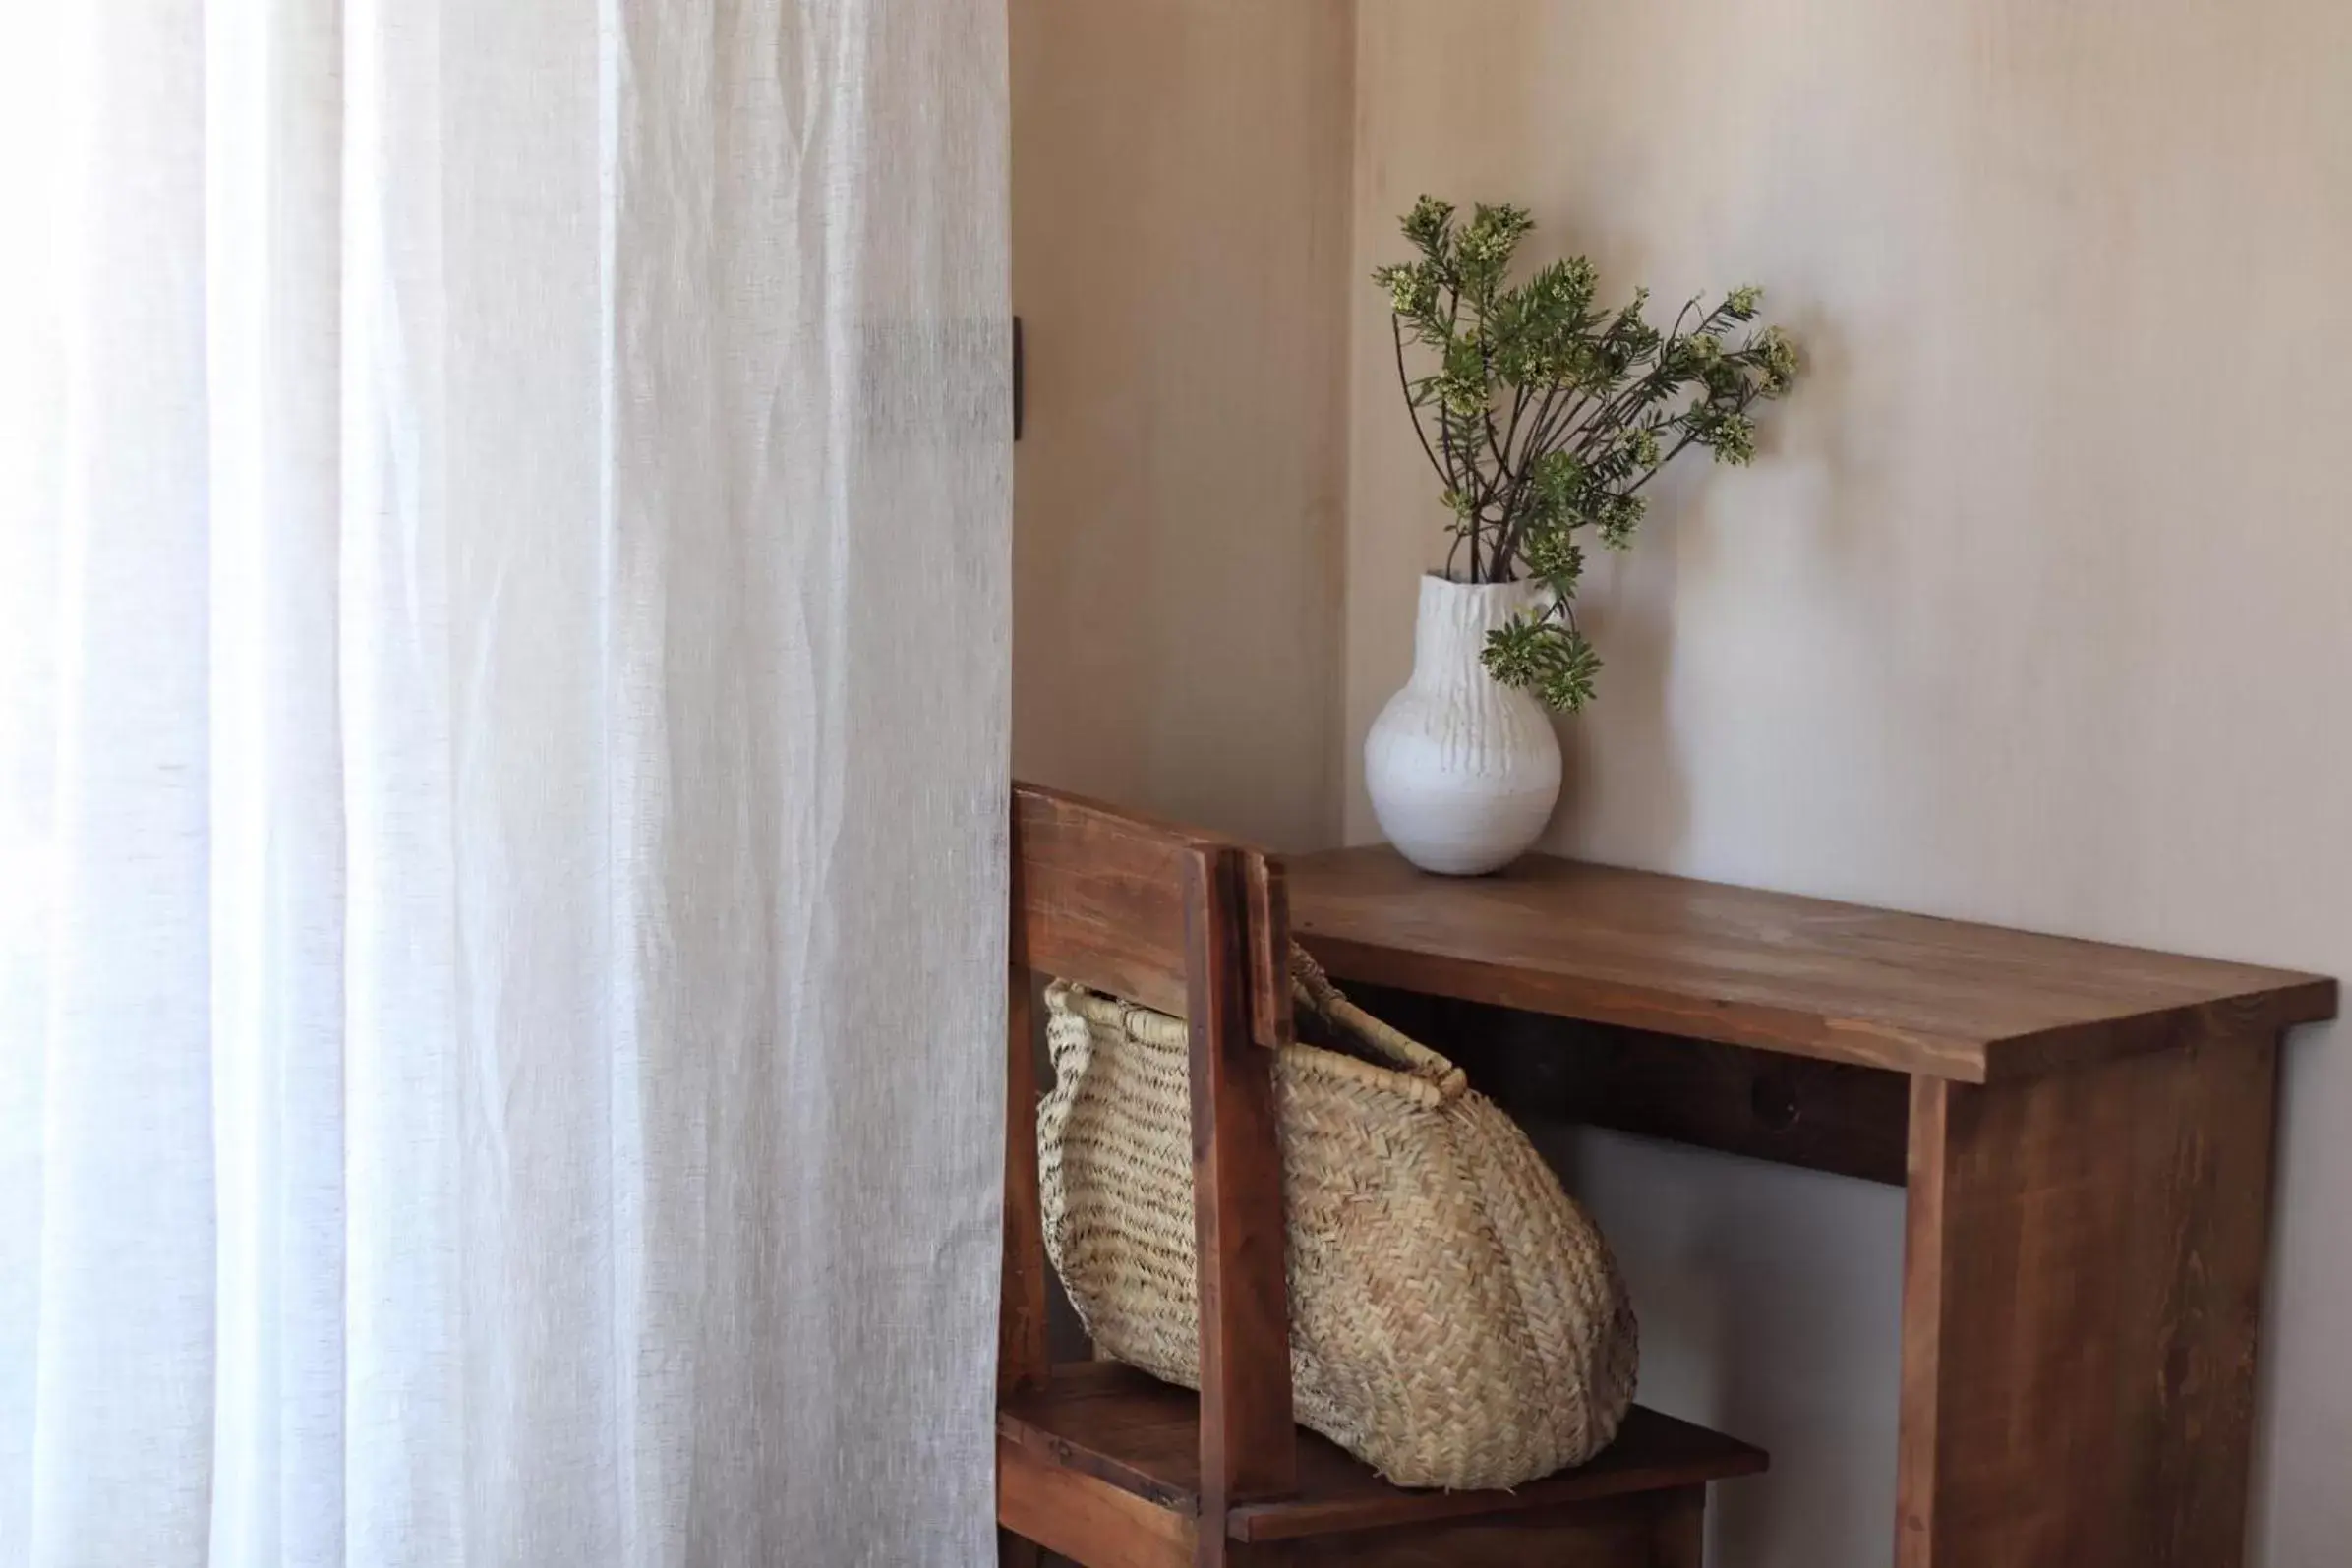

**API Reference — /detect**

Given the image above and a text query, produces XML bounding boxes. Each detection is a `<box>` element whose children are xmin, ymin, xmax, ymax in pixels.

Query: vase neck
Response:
<box><xmin>1413</xmin><ymin>576</ymin><xmax>1536</xmax><ymax>685</ymax></box>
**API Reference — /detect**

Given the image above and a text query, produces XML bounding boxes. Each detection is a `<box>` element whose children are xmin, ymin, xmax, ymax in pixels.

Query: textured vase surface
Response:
<box><xmin>1365</xmin><ymin>575</ymin><xmax>1563</xmax><ymax>875</ymax></box>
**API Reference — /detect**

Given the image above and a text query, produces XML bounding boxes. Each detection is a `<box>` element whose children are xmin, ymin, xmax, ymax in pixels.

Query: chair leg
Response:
<box><xmin>1652</xmin><ymin>1485</ymin><xmax>1706</xmax><ymax>1567</ymax></box>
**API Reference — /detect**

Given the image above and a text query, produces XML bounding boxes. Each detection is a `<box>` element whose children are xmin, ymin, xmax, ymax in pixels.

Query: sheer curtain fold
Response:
<box><xmin>0</xmin><ymin>1</ymin><xmax>1011</xmax><ymax>1564</ymax></box>
<box><xmin>206</xmin><ymin>4</ymin><xmax>350</xmax><ymax>1565</ymax></box>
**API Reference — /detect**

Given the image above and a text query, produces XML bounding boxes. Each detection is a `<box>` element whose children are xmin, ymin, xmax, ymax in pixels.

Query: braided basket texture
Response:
<box><xmin>1037</xmin><ymin>951</ymin><xmax>1637</xmax><ymax>1491</ymax></box>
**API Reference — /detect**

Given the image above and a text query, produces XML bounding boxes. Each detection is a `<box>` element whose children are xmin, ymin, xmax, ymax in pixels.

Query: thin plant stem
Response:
<box><xmin>1392</xmin><ymin>315</ymin><xmax>1446</xmax><ymax>491</ymax></box>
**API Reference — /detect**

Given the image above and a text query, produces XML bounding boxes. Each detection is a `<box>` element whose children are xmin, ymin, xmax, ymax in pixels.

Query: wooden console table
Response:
<box><xmin>1286</xmin><ymin>846</ymin><xmax>2336</xmax><ymax>1568</ymax></box>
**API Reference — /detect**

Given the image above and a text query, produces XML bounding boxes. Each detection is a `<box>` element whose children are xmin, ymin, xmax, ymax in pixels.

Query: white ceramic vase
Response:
<box><xmin>1364</xmin><ymin>575</ymin><xmax>1562</xmax><ymax>876</ymax></box>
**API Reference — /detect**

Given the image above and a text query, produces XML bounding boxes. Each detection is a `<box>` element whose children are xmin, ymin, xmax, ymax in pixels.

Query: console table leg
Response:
<box><xmin>1895</xmin><ymin>1027</ymin><xmax>2279</xmax><ymax>1568</ymax></box>
<box><xmin>1650</xmin><ymin>1485</ymin><xmax>1705</xmax><ymax>1568</ymax></box>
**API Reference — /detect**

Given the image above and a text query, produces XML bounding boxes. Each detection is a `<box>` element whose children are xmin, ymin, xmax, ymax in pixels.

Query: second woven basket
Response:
<box><xmin>1037</xmin><ymin>949</ymin><xmax>1638</xmax><ymax>1492</ymax></box>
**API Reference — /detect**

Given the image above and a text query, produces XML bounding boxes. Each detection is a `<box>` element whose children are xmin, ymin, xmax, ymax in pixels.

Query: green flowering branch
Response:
<box><xmin>1374</xmin><ymin>197</ymin><xmax>1800</xmax><ymax>712</ymax></box>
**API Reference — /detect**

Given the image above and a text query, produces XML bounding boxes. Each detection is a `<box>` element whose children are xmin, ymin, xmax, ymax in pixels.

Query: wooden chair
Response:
<box><xmin>998</xmin><ymin>784</ymin><xmax>1765</xmax><ymax>1567</ymax></box>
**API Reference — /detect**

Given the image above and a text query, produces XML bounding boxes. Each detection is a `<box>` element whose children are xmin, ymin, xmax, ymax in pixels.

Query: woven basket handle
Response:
<box><xmin>1290</xmin><ymin>946</ymin><xmax>1469</xmax><ymax>1104</ymax></box>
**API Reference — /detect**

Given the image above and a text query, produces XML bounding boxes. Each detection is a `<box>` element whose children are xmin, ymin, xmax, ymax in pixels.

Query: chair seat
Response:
<box><xmin>999</xmin><ymin>1361</ymin><xmax>1766</xmax><ymax>1547</ymax></box>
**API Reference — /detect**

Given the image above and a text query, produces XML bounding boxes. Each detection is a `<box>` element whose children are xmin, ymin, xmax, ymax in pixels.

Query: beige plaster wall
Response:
<box><xmin>1009</xmin><ymin>0</ymin><xmax>1354</xmax><ymax>851</ymax></box>
<box><xmin>1347</xmin><ymin>3</ymin><xmax>2352</xmax><ymax>1563</ymax></box>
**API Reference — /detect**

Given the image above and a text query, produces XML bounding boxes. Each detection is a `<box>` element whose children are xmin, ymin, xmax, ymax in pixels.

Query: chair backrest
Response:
<box><xmin>1001</xmin><ymin>783</ymin><xmax>1299</xmax><ymax>1507</ymax></box>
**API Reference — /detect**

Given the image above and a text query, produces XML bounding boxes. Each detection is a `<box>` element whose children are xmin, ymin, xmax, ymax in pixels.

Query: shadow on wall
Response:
<box><xmin>1556</xmin><ymin>587</ymin><xmax>1690</xmax><ymax>863</ymax></box>
<box><xmin>1532</xmin><ymin>1122</ymin><xmax>1907</xmax><ymax>1568</ymax></box>
<box><xmin>1545</xmin><ymin>295</ymin><xmax>1867</xmax><ymax>878</ymax></box>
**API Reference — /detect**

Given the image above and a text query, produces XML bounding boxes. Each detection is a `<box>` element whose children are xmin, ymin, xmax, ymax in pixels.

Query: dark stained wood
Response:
<box><xmin>1259</xmin><ymin>1493</ymin><xmax>1666</xmax><ymax>1566</ymax></box>
<box><xmin>1001</xmin><ymin>791</ymin><xmax>1771</xmax><ymax>1568</ymax></box>
<box><xmin>1228</xmin><ymin>1410</ymin><xmax>1754</xmax><ymax>1547</ymax></box>
<box><xmin>1895</xmin><ymin>1023</ymin><xmax>2281</xmax><ymax>1568</ymax></box>
<box><xmin>1892</xmin><ymin>1071</ymin><xmax>1952</xmax><ymax>1568</ymax></box>
<box><xmin>1001</xmin><ymin>1436</ymin><xmax>1194</xmax><ymax>1568</ymax></box>
<box><xmin>1352</xmin><ymin>982</ymin><xmax>1911</xmax><ymax>1186</ymax></box>
<box><xmin>1010</xmin><ymin>784</ymin><xmax>1235</xmax><ymax>1020</ymax></box>
<box><xmin>1244</xmin><ymin>855</ymin><xmax>1294</xmax><ymax>1050</ymax></box>
<box><xmin>1000</xmin><ymin>1358</ymin><xmax>1201</xmax><ymax>1511</ymax></box>
<box><xmin>1651</xmin><ymin>1486</ymin><xmax>1706</xmax><ymax>1568</ymax></box>
<box><xmin>1001</xmin><ymin>785</ymin><xmax>1308</xmax><ymax>1568</ymax></box>
<box><xmin>1285</xmin><ymin>838</ymin><xmax>2329</xmax><ymax>1567</ymax></box>
<box><xmin>1185</xmin><ymin>847</ymin><xmax>1298</xmax><ymax>1519</ymax></box>
<box><xmin>1289</xmin><ymin>845</ymin><xmax>2335</xmax><ymax>1083</ymax></box>
<box><xmin>1001</xmin><ymin>1362</ymin><xmax>1767</xmax><ymax>1546</ymax></box>
<box><xmin>1000</xmin><ymin>965</ymin><xmax>1050</xmax><ymax>1397</ymax></box>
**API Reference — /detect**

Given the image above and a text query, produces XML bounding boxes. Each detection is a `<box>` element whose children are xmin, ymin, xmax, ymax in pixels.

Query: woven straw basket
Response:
<box><xmin>1038</xmin><ymin>950</ymin><xmax>1637</xmax><ymax>1491</ymax></box>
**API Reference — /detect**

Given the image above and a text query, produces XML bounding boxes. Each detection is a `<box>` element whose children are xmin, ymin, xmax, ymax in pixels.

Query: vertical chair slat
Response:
<box><xmin>1246</xmin><ymin>855</ymin><xmax>1295</xmax><ymax>1051</ymax></box>
<box><xmin>1185</xmin><ymin>846</ymin><xmax>1299</xmax><ymax>1512</ymax></box>
<box><xmin>999</xmin><ymin>960</ymin><xmax>1049</xmax><ymax>1398</ymax></box>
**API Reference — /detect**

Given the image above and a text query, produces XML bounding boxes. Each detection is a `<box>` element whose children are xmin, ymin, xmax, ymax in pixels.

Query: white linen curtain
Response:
<box><xmin>0</xmin><ymin>1</ymin><xmax>1012</xmax><ymax>1564</ymax></box>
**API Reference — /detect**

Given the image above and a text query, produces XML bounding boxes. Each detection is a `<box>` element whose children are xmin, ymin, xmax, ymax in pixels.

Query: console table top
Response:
<box><xmin>1287</xmin><ymin>845</ymin><xmax>2335</xmax><ymax>1082</ymax></box>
